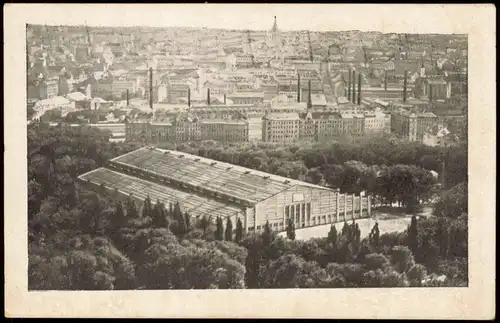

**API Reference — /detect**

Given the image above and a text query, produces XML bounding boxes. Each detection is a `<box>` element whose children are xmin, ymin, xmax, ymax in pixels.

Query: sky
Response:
<box><xmin>14</xmin><ymin>4</ymin><xmax>478</xmax><ymax>34</ymax></box>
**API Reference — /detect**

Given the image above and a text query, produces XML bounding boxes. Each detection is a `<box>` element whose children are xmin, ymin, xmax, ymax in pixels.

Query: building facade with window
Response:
<box><xmin>262</xmin><ymin>112</ymin><xmax>300</xmax><ymax>143</ymax></box>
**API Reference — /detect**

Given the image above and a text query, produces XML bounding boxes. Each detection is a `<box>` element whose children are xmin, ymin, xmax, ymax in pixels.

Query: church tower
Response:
<box><xmin>271</xmin><ymin>16</ymin><xmax>279</xmax><ymax>42</ymax></box>
<box><xmin>269</xmin><ymin>16</ymin><xmax>283</xmax><ymax>62</ymax></box>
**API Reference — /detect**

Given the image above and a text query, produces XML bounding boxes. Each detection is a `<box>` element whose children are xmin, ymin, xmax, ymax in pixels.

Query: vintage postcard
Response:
<box><xmin>4</xmin><ymin>3</ymin><xmax>496</xmax><ymax>319</ymax></box>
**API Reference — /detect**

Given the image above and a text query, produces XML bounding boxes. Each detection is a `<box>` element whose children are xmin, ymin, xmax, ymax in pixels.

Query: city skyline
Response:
<box><xmin>18</xmin><ymin>3</ymin><xmax>475</xmax><ymax>34</ymax></box>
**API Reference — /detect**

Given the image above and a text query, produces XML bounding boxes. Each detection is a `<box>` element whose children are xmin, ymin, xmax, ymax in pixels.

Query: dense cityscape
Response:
<box><xmin>27</xmin><ymin>19</ymin><xmax>468</xmax><ymax>290</ymax></box>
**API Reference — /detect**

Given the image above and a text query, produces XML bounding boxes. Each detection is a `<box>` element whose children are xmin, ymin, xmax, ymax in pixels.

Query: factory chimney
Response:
<box><xmin>352</xmin><ymin>70</ymin><xmax>356</xmax><ymax>104</ymax></box>
<box><xmin>149</xmin><ymin>67</ymin><xmax>153</xmax><ymax>118</ymax></box>
<box><xmin>126</xmin><ymin>89</ymin><xmax>129</xmax><ymax>107</ymax></box>
<box><xmin>297</xmin><ymin>74</ymin><xmax>301</xmax><ymax>102</ymax></box>
<box><xmin>420</xmin><ymin>60</ymin><xmax>426</xmax><ymax>77</ymax></box>
<box><xmin>347</xmin><ymin>70</ymin><xmax>351</xmax><ymax>100</ymax></box>
<box><xmin>384</xmin><ymin>70</ymin><xmax>388</xmax><ymax>91</ymax></box>
<box><xmin>187</xmin><ymin>87</ymin><xmax>191</xmax><ymax>107</ymax></box>
<box><xmin>429</xmin><ymin>84</ymin><xmax>433</xmax><ymax>102</ymax></box>
<box><xmin>207</xmin><ymin>88</ymin><xmax>211</xmax><ymax>106</ymax></box>
<box><xmin>307</xmin><ymin>80</ymin><xmax>312</xmax><ymax>109</ymax></box>
<box><xmin>224</xmin><ymin>93</ymin><xmax>227</xmax><ymax>105</ymax></box>
<box><xmin>403</xmin><ymin>70</ymin><xmax>408</xmax><ymax>103</ymax></box>
<box><xmin>357</xmin><ymin>72</ymin><xmax>362</xmax><ymax>105</ymax></box>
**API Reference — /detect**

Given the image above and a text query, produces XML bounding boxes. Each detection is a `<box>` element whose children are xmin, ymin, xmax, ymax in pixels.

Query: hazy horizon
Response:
<box><xmin>28</xmin><ymin>23</ymin><xmax>469</xmax><ymax>37</ymax></box>
<box><xmin>18</xmin><ymin>4</ymin><xmax>472</xmax><ymax>34</ymax></box>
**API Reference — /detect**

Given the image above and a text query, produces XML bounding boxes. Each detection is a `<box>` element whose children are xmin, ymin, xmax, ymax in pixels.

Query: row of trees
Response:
<box><xmin>28</xmin><ymin>123</ymin><xmax>468</xmax><ymax>290</ymax></box>
<box><xmin>167</xmin><ymin>134</ymin><xmax>467</xmax><ymax>189</ymax></box>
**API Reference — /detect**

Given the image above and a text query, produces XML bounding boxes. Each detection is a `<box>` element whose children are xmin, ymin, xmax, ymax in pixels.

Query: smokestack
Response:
<box><xmin>347</xmin><ymin>70</ymin><xmax>351</xmax><ymax>100</ymax></box>
<box><xmin>207</xmin><ymin>88</ymin><xmax>211</xmax><ymax>105</ymax></box>
<box><xmin>224</xmin><ymin>93</ymin><xmax>227</xmax><ymax>105</ymax></box>
<box><xmin>357</xmin><ymin>72</ymin><xmax>361</xmax><ymax>105</ymax></box>
<box><xmin>297</xmin><ymin>74</ymin><xmax>301</xmax><ymax>102</ymax></box>
<box><xmin>384</xmin><ymin>70</ymin><xmax>387</xmax><ymax>91</ymax></box>
<box><xmin>352</xmin><ymin>70</ymin><xmax>356</xmax><ymax>104</ymax></box>
<box><xmin>126</xmin><ymin>89</ymin><xmax>129</xmax><ymax>107</ymax></box>
<box><xmin>403</xmin><ymin>70</ymin><xmax>408</xmax><ymax>103</ymax></box>
<box><xmin>307</xmin><ymin>79</ymin><xmax>312</xmax><ymax>109</ymax></box>
<box><xmin>187</xmin><ymin>87</ymin><xmax>191</xmax><ymax>107</ymax></box>
<box><xmin>149</xmin><ymin>67</ymin><xmax>153</xmax><ymax>111</ymax></box>
<box><xmin>429</xmin><ymin>84</ymin><xmax>433</xmax><ymax>102</ymax></box>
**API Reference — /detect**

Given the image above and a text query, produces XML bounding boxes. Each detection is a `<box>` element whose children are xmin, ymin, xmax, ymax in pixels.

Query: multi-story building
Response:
<box><xmin>262</xmin><ymin>112</ymin><xmax>300</xmax><ymax>143</ymax></box>
<box><xmin>228</xmin><ymin>92</ymin><xmax>264</xmax><ymax>105</ymax></box>
<box><xmin>39</xmin><ymin>79</ymin><xmax>59</xmax><ymax>100</ymax></box>
<box><xmin>126</xmin><ymin>116</ymin><xmax>250</xmax><ymax>143</ymax></box>
<box><xmin>235</xmin><ymin>53</ymin><xmax>255</xmax><ymax>68</ymax></box>
<box><xmin>363</xmin><ymin>111</ymin><xmax>391</xmax><ymax>134</ymax></box>
<box><xmin>313</xmin><ymin>112</ymin><xmax>344</xmax><ymax>140</ymax></box>
<box><xmin>414</xmin><ymin>77</ymin><xmax>450</xmax><ymax>101</ymax></box>
<box><xmin>78</xmin><ymin>147</ymin><xmax>372</xmax><ymax>233</ymax></box>
<box><xmin>298</xmin><ymin>112</ymin><xmax>318</xmax><ymax>141</ymax></box>
<box><xmin>74</xmin><ymin>46</ymin><xmax>90</xmax><ymax>63</ymax></box>
<box><xmin>200</xmin><ymin>120</ymin><xmax>249</xmax><ymax>142</ymax></box>
<box><xmin>92</xmin><ymin>78</ymin><xmax>137</xmax><ymax>100</ymax></box>
<box><xmin>166</xmin><ymin>83</ymin><xmax>190</xmax><ymax>104</ymax></box>
<box><xmin>391</xmin><ymin>107</ymin><xmax>438</xmax><ymax>142</ymax></box>
<box><xmin>341</xmin><ymin>112</ymin><xmax>365</xmax><ymax>137</ymax></box>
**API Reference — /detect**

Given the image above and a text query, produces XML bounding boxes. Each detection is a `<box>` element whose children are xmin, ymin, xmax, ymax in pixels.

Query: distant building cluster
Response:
<box><xmin>27</xmin><ymin>18</ymin><xmax>468</xmax><ymax>146</ymax></box>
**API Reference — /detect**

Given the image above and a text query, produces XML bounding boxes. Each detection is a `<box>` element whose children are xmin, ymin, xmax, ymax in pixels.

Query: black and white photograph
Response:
<box><xmin>4</xmin><ymin>3</ymin><xmax>495</xmax><ymax>319</ymax></box>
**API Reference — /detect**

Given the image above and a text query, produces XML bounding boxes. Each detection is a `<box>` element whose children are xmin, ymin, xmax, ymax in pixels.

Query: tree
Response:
<box><xmin>262</xmin><ymin>221</ymin><xmax>273</xmax><ymax>247</ymax></box>
<box><xmin>235</xmin><ymin>218</ymin><xmax>243</xmax><ymax>243</ymax></box>
<box><xmin>184</xmin><ymin>213</ymin><xmax>191</xmax><ymax>231</ymax></box>
<box><xmin>109</xmin><ymin>202</ymin><xmax>126</xmax><ymax>232</ymax></box>
<box><xmin>175</xmin><ymin>211</ymin><xmax>187</xmax><ymax>239</ymax></box>
<box><xmin>433</xmin><ymin>182</ymin><xmax>468</xmax><ymax>218</ymax></box>
<box><xmin>215</xmin><ymin>217</ymin><xmax>224</xmax><ymax>241</ymax></box>
<box><xmin>126</xmin><ymin>196</ymin><xmax>139</xmax><ymax>218</ymax></box>
<box><xmin>137</xmin><ymin>234</ymin><xmax>246</xmax><ymax>289</ymax></box>
<box><xmin>142</xmin><ymin>196</ymin><xmax>152</xmax><ymax>218</ymax></box>
<box><xmin>172</xmin><ymin>202</ymin><xmax>183</xmax><ymax>222</ymax></box>
<box><xmin>368</xmin><ymin>222</ymin><xmax>380</xmax><ymax>248</ymax></box>
<box><xmin>225</xmin><ymin>218</ymin><xmax>233</xmax><ymax>242</ymax></box>
<box><xmin>435</xmin><ymin>217</ymin><xmax>449</xmax><ymax>258</ymax></box>
<box><xmin>327</xmin><ymin>225</ymin><xmax>338</xmax><ymax>245</ymax></box>
<box><xmin>286</xmin><ymin>218</ymin><xmax>296</xmax><ymax>241</ymax></box>
<box><xmin>151</xmin><ymin>200</ymin><xmax>166</xmax><ymax>228</ymax></box>
<box><xmin>390</xmin><ymin>246</ymin><xmax>416</xmax><ymax>273</ymax></box>
<box><xmin>198</xmin><ymin>215</ymin><xmax>210</xmax><ymax>238</ymax></box>
<box><xmin>406</xmin><ymin>215</ymin><xmax>419</xmax><ymax>256</ymax></box>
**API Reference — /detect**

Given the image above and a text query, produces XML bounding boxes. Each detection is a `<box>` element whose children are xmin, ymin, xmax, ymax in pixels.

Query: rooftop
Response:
<box><xmin>228</xmin><ymin>92</ymin><xmax>265</xmax><ymax>98</ymax></box>
<box><xmin>264</xmin><ymin>112</ymin><xmax>300</xmax><ymax>121</ymax></box>
<box><xmin>106</xmin><ymin>147</ymin><xmax>328</xmax><ymax>205</ymax></box>
<box><xmin>79</xmin><ymin>167</ymin><xmax>243</xmax><ymax>219</ymax></box>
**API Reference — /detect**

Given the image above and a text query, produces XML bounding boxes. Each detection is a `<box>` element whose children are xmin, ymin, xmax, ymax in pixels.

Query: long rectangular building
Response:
<box><xmin>78</xmin><ymin>147</ymin><xmax>371</xmax><ymax>233</ymax></box>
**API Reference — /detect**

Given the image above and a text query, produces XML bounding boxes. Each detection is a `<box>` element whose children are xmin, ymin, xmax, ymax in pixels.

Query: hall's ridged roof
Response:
<box><xmin>109</xmin><ymin>146</ymin><xmax>328</xmax><ymax>204</ymax></box>
<box><xmin>79</xmin><ymin>167</ymin><xmax>243</xmax><ymax>219</ymax></box>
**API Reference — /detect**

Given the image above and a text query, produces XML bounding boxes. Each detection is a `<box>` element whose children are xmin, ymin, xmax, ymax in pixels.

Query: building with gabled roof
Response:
<box><xmin>78</xmin><ymin>146</ymin><xmax>371</xmax><ymax>233</ymax></box>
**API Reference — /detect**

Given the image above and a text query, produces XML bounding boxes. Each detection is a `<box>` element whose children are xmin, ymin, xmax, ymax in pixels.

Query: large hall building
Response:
<box><xmin>78</xmin><ymin>147</ymin><xmax>372</xmax><ymax>233</ymax></box>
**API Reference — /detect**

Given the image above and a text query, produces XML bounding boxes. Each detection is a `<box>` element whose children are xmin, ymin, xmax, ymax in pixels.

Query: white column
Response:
<box><xmin>344</xmin><ymin>194</ymin><xmax>347</xmax><ymax>220</ymax></box>
<box><xmin>244</xmin><ymin>210</ymin><xmax>248</xmax><ymax>233</ymax></box>
<box><xmin>352</xmin><ymin>194</ymin><xmax>356</xmax><ymax>220</ymax></box>
<box><xmin>367</xmin><ymin>195</ymin><xmax>372</xmax><ymax>216</ymax></box>
<box><xmin>359</xmin><ymin>195</ymin><xmax>363</xmax><ymax>218</ymax></box>
<box><xmin>336</xmin><ymin>193</ymin><xmax>340</xmax><ymax>222</ymax></box>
